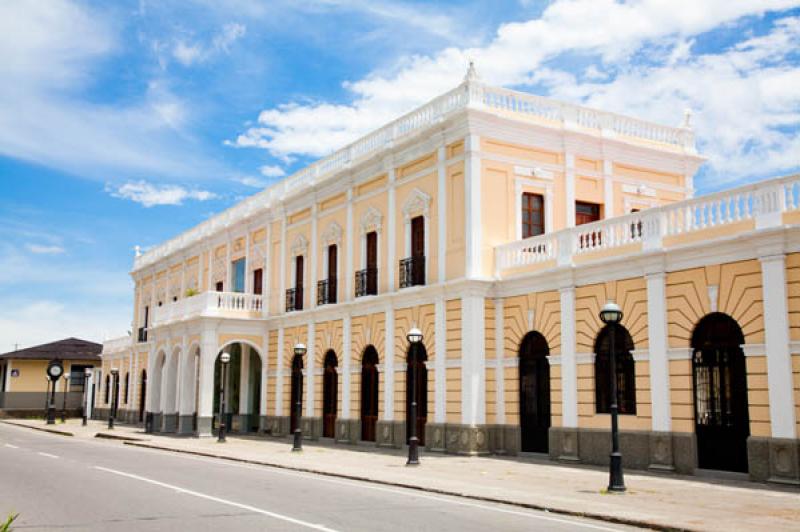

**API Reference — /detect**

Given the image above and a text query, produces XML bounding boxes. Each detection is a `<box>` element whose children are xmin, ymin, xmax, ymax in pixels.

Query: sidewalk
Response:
<box><xmin>4</xmin><ymin>419</ymin><xmax>798</xmax><ymax>531</ymax></box>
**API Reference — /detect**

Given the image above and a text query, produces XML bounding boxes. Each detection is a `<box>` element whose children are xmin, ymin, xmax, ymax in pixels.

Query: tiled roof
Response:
<box><xmin>0</xmin><ymin>337</ymin><xmax>102</xmax><ymax>361</ymax></box>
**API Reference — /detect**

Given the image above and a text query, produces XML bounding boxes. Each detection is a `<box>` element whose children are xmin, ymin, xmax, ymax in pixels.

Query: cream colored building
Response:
<box><xmin>99</xmin><ymin>67</ymin><xmax>800</xmax><ymax>483</ymax></box>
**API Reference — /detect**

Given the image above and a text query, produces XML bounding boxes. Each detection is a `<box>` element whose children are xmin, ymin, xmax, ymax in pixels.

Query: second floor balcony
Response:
<box><xmin>317</xmin><ymin>277</ymin><xmax>337</xmax><ymax>305</ymax></box>
<box><xmin>151</xmin><ymin>291</ymin><xmax>265</xmax><ymax>328</ymax></box>
<box><xmin>355</xmin><ymin>267</ymin><xmax>378</xmax><ymax>297</ymax></box>
<box><xmin>286</xmin><ymin>286</ymin><xmax>303</xmax><ymax>312</ymax></box>
<box><xmin>399</xmin><ymin>256</ymin><xmax>425</xmax><ymax>289</ymax></box>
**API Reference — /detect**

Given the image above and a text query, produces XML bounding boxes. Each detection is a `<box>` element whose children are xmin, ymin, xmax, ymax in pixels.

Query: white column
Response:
<box><xmin>565</xmin><ymin>152</ymin><xmax>576</xmax><ymax>228</ymax></box>
<box><xmin>305</xmin><ymin>321</ymin><xmax>315</xmax><ymax>417</ymax></box>
<box><xmin>259</xmin><ymin>335</ymin><xmax>268</xmax><ymax>419</ymax></box>
<box><xmin>206</xmin><ymin>248</ymin><xmax>213</xmax><ymax>292</ymax></box>
<box><xmin>174</xmin><ymin>340</ymin><xmax>186</xmax><ymax>415</ymax></box>
<box><xmin>387</xmin><ymin>165</ymin><xmax>396</xmax><ymax>292</ymax></box>
<box><xmin>494</xmin><ymin>298</ymin><xmax>506</xmax><ymax>424</ymax></box>
<box><xmin>279</xmin><ymin>218</ymin><xmax>287</xmax><ymax>313</ymax></box>
<box><xmin>225</xmin><ymin>237</ymin><xmax>232</xmax><ymax>291</ymax></box>
<box><xmin>197</xmin><ymin>330</ymin><xmax>217</xmax><ymax>432</ymax></box>
<box><xmin>275</xmin><ymin>327</ymin><xmax>284</xmax><ymax>416</ymax></box>
<box><xmin>310</xmin><ymin>205</ymin><xmax>318</xmax><ymax>309</ymax></box>
<box><xmin>437</xmin><ymin>144</ymin><xmax>447</xmax><ymax>282</ymax></box>
<box><xmin>342</xmin><ymin>314</ymin><xmax>352</xmax><ymax>418</ymax></box>
<box><xmin>464</xmin><ymin>134</ymin><xmax>482</xmax><ymax>278</ymax></box>
<box><xmin>384</xmin><ymin>306</ymin><xmax>395</xmax><ymax>420</ymax></box>
<box><xmin>263</xmin><ymin>222</ymin><xmax>271</xmax><ymax>315</ymax></box>
<box><xmin>646</xmin><ymin>272</ymin><xmax>671</xmax><ymax>431</ymax></box>
<box><xmin>434</xmin><ymin>296</ymin><xmax>446</xmax><ymax>423</ymax></box>
<box><xmin>345</xmin><ymin>189</ymin><xmax>354</xmax><ymax>301</ymax></box>
<box><xmin>603</xmin><ymin>159</ymin><xmax>614</xmax><ymax>219</ymax></box>
<box><xmin>461</xmin><ymin>294</ymin><xmax>486</xmax><ymax>425</ymax></box>
<box><xmin>559</xmin><ymin>287</ymin><xmax>578</xmax><ymax>427</ymax></box>
<box><xmin>3</xmin><ymin>360</ymin><xmax>10</xmax><ymax>392</ymax></box>
<box><xmin>244</xmin><ymin>229</ymin><xmax>251</xmax><ymax>293</ymax></box>
<box><xmin>239</xmin><ymin>344</ymin><xmax>251</xmax><ymax>415</ymax></box>
<box><xmin>760</xmin><ymin>254</ymin><xmax>797</xmax><ymax>438</ymax></box>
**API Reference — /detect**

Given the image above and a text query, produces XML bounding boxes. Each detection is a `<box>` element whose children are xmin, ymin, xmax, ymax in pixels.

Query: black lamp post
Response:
<box><xmin>218</xmin><ymin>352</ymin><xmax>231</xmax><ymax>443</ymax></box>
<box><xmin>599</xmin><ymin>300</ymin><xmax>625</xmax><ymax>493</ymax></box>
<box><xmin>108</xmin><ymin>368</ymin><xmax>119</xmax><ymax>429</ymax></box>
<box><xmin>46</xmin><ymin>359</ymin><xmax>63</xmax><ymax>425</ymax></box>
<box><xmin>61</xmin><ymin>373</ymin><xmax>70</xmax><ymax>423</ymax></box>
<box><xmin>82</xmin><ymin>368</ymin><xmax>92</xmax><ymax>426</ymax></box>
<box><xmin>406</xmin><ymin>327</ymin><xmax>423</xmax><ymax>466</ymax></box>
<box><xmin>292</xmin><ymin>343</ymin><xmax>306</xmax><ymax>452</ymax></box>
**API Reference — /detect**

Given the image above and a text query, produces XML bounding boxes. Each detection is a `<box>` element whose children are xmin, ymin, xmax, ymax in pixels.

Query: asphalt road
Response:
<box><xmin>0</xmin><ymin>423</ymin><xmax>639</xmax><ymax>531</ymax></box>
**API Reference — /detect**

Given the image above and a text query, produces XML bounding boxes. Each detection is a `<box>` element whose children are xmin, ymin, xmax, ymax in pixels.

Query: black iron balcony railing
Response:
<box><xmin>399</xmin><ymin>256</ymin><xmax>425</xmax><ymax>289</ymax></box>
<box><xmin>317</xmin><ymin>277</ymin><xmax>337</xmax><ymax>305</ymax></box>
<box><xmin>355</xmin><ymin>267</ymin><xmax>378</xmax><ymax>297</ymax></box>
<box><xmin>286</xmin><ymin>286</ymin><xmax>303</xmax><ymax>312</ymax></box>
<box><xmin>137</xmin><ymin>327</ymin><xmax>148</xmax><ymax>343</ymax></box>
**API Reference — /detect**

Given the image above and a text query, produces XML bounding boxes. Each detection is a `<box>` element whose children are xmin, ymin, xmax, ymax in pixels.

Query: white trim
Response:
<box><xmin>384</xmin><ymin>306</ymin><xmax>395</xmax><ymax>420</ymax></box>
<box><xmin>465</xmin><ymin>134</ymin><xmax>482</xmax><ymax>278</ymax></box>
<box><xmin>559</xmin><ymin>287</ymin><xmax>578</xmax><ymax>427</ymax></box>
<box><xmin>741</xmin><ymin>343</ymin><xmax>767</xmax><ymax>357</ymax></box>
<box><xmin>603</xmin><ymin>159</ymin><xmax>614</xmax><ymax>219</ymax></box>
<box><xmin>387</xmin><ymin>166</ymin><xmax>396</xmax><ymax>293</ymax></box>
<box><xmin>565</xmin><ymin>152</ymin><xmax>576</xmax><ymax>228</ymax></box>
<box><xmin>646</xmin><ymin>272</ymin><xmax>671</xmax><ymax>431</ymax></box>
<box><xmin>461</xmin><ymin>294</ymin><xmax>485</xmax><ymax>425</ymax></box>
<box><xmin>275</xmin><ymin>327</ymin><xmax>284</xmax><ymax>415</ymax></box>
<box><xmin>342</xmin><ymin>314</ymin><xmax>351</xmax><ymax>418</ymax></box>
<box><xmin>668</xmin><ymin>348</ymin><xmax>692</xmax><ymax>360</ymax></box>
<box><xmin>345</xmin><ymin>190</ymin><xmax>354</xmax><ymax>302</ymax></box>
<box><xmin>305</xmin><ymin>321</ymin><xmax>315</xmax><ymax>417</ymax></box>
<box><xmin>437</xmin><ymin>144</ymin><xmax>447</xmax><ymax>282</ymax></box>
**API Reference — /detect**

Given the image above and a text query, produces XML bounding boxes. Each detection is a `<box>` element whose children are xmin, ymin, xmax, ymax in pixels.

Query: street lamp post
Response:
<box><xmin>61</xmin><ymin>373</ymin><xmax>70</xmax><ymax>423</ymax></box>
<box><xmin>45</xmin><ymin>360</ymin><xmax>63</xmax><ymax>425</ymax></box>
<box><xmin>218</xmin><ymin>352</ymin><xmax>231</xmax><ymax>443</ymax></box>
<box><xmin>292</xmin><ymin>343</ymin><xmax>306</xmax><ymax>452</ymax></box>
<box><xmin>599</xmin><ymin>301</ymin><xmax>626</xmax><ymax>493</ymax></box>
<box><xmin>406</xmin><ymin>327</ymin><xmax>423</xmax><ymax>466</ymax></box>
<box><xmin>108</xmin><ymin>368</ymin><xmax>119</xmax><ymax>430</ymax></box>
<box><xmin>82</xmin><ymin>368</ymin><xmax>92</xmax><ymax>426</ymax></box>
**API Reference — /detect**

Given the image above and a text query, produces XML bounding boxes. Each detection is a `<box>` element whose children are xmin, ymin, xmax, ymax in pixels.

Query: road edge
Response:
<box><xmin>1</xmin><ymin>420</ymin><xmax>74</xmax><ymax>437</ymax></box>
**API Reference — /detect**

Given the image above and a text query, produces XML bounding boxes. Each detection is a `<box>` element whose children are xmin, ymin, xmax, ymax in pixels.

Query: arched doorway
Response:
<box><xmin>519</xmin><ymin>332</ymin><xmax>550</xmax><ymax>453</ymax></box>
<box><xmin>150</xmin><ymin>352</ymin><xmax>165</xmax><ymax>417</ymax></box>
<box><xmin>323</xmin><ymin>350</ymin><xmax>338</xmax><ymax>438</ymax></box>
<box><xmin>290</xmin><ymin>354</ymin><xmax>304</xmax><ymax>432</ymax></box>
<box><xmin>138</xmin><ymin>369</ymin><xmax>147</xmax><ymax>422</ymax></box>
<box><xmin>360</xmin><ymin>346</ymin><xmax>379</xmax><ymax>441</ymax></box>
<box><xmin>691</xmin><ymin>313</ymin><xmax>749</xmax><ymax>472</ymax></box>
<box><xmin>211</xmin><ymin>343</ymin><xmax>263</xmax><ymax>433</ymax></box>
<box><xmin>406</xmin><ymin>342</ymin><xmax>428</xmax><ymax>445</ymax></box>
<box><xmin>594</xmin><ymin>324</ymin><xmax>637</xmax><ymax>415</ymax></box>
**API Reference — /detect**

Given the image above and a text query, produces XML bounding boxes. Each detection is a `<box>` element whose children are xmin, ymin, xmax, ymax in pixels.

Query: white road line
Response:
<box><xmin>4</xmin><ymin>444</ymin><xmax>19</xmax><ymax>449</ymax></box>
<box><xmin>37</xmin><ymin>452</ymin><xmax>59</xmax><ymax>459</ymax></box>
<box><xmin>154</xmin><ymin>453</ymin><xmax>622</xmax><ymax>532</ymax></box>
<box><xmin>94</xmin><ymin>466</ymin><xmax>339</xmax><ymax>532</ymax></box>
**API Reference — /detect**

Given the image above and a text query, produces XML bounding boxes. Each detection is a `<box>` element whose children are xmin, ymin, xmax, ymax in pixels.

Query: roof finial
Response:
<box><xmin>134</xmin><ymin>245</ymin><xmax>142</xmax><ymax>257</ymax></box>
<box><xmin>464</xmin><ymin>60</ymin><xmax>479</xmax><ymax>83</ymax></box>
<box><xmin>682</xmin><ymin>107</ymin><xmax>693</xmax><ymax>129</ymax></box>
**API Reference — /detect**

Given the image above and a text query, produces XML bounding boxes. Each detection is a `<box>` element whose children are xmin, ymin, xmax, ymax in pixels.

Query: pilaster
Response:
<box><xmin>646</xmin><ymin>272</ymin><xmax>671</xmax><ymax>432</ymax></box>
<box><xmin>384</xmin><ymin>306</ymin><xmax>395</xmax><ymax>420</ymax></box>
<box><xmin>464</xmin><ymin>134</ymin><xmax>482</xmax><ymax>278</ymax></box>
<box><xmin>461</xmin><ymin>293</ymin><xmax>486</xmax><ymax>425</ymax></box>
<box><xmin>559</xmin><ymin>286</ymin><xmax>578</xmax><ymax>427</ymax></box>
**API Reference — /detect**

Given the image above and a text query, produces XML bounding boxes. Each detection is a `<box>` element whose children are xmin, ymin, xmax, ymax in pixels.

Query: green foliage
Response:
<box><xmin>1</xmin><ymin>513</ymin><xmax>18</xmax><ymax>532</ymax></box>
<box><xmin>185</xmin><ymin>287</ymin><xmax>199</xmax><ymax>297</ymax></box>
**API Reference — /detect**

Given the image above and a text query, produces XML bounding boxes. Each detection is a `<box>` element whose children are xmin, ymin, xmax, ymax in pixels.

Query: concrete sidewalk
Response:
<box><xmin>4</xmin><ymin>419</ymin><xmax>799</xmax><ymax>531</ymax></box>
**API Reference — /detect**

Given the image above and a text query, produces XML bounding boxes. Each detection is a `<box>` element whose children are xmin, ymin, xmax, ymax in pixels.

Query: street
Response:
<box><xmin>0</xmin><ymin>423</ymin><xmax>636</xmax><ymax>531</ymax></box>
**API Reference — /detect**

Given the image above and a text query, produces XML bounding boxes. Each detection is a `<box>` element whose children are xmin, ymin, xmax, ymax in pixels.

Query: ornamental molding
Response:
<box><xmin>290</xmin><ymin>234</ymin><xmax>308</xmax><ymax>257</ymax></box>
<box><xmin>360</xmin><ymin>206</ymin><xmax>383</xmax><ymax>234</ymax></box>
<box><xmin>320</xmin><ymin>221</ymin><xmax>343</xmax><ymax>247</ymax></box>
<box><xmin>402</xmin><ymin>187</ymin><xmax>432</xmax><ymax>220</ymax></box>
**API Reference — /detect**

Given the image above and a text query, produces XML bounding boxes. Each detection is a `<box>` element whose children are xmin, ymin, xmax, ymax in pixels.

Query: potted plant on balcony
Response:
<box><xmin>184</xmin><ymin>287</ymin><xmax>199</xmax><ymax>297</ymax></box>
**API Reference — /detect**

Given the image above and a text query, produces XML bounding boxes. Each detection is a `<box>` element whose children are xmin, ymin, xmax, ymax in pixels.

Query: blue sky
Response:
<box><xmin>1</xmin><ymin>0</ymin><xmax>798</xmax><ymax>351</ymax></box>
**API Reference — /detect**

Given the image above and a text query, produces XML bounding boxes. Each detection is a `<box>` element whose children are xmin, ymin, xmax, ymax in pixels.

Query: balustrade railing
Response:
<box><xmin>317</xmin><ymin>278</ymin><xmax>337</xmax><ymax>306</ymax></box>
<box><xmin>150</xmin><ymin>291</ymin><xmax>265</xmax><ymax>326</ymax></box>
<box><xmin>495</xmin><ymin>174</ymin><xmax>800</xmax><ymax>276</ymax></box>
<box><xmin>286</xmin><ymin>287</ymin><xmax>303</xmax><ymax>312</ymax></box>
<box><xmin>355</xmin><ymin>267</ymin><xmax>378</xmax><ymax>297</ymax></box>
<box><xmin>103</xmin><ymin>335</ymin><xmax>132</xmax><ymax>354</ymax></box>
<box><xmin>399</xmin><ymin>256</ymin><xmax>425</xmax><ymax>289</ymax></box>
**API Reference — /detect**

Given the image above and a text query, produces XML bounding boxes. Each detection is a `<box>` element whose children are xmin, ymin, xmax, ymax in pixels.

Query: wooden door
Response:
<box><xmin>519</xmin><ymin>333</ymin><xmax>550</xmax><ymax>453</ymax></box>
<box><xmin>522</xmin><ymin>193</ymin><xmax>545</xmax><ymax>238</ymax></box>
<box><xmin>366</xmin><ymin>231</ymin><xmax>378</xmax><ymax>294</ymax></box>
<box><xmin>253</xmin><ymin>268</ymin><xmax>263</xmax><ymax>295</ymax></box>
<box><xmin>410</xmin><ymin>216</ymin><xmax>424</xmax><ymax>285</ymax></box>
<box><xmin>323</xmin><ymin>352</ymin><xmax>338</xmax><ymax>438</ymax></box>
<box><xmin>360</xmin><ymin>347</ymin><xmax>379</xmax><ymax>441</ymax></box>
<box><xmin>575</xmin><ymin>201</ymin><xmax>601</xmax><ymax>225</ymax></box>
<box><xmin>327</xmin><ymin>245</ymin><xmax>337</xmax><ymax>303</ymax></box>
<box><xmin>294</xmin><ymin>255</ymin><xmax>304</xmax><ymax>310</ymax></box>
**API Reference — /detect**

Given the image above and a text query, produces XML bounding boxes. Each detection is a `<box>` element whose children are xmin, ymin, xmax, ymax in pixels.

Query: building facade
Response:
<box><xmin>98</xmin><ymin>68</ymin><xmax>800</xmax><ymax>484</ymax></box>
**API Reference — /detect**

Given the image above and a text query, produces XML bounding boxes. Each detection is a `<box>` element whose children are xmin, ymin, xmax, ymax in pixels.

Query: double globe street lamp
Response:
<box><xmin>45</xmin><ymin>359</ymin><xmax>63</xmax><ymax>425</ymax></box>
<box><xmin>406</xmin><ymin>327</ymin><xmax>423</xmax><ymax>466</ymax></box>
<box><xmin>108</xmin><ymin>368</ymin><xmax>119</xmax><ymax>429</ymax></box>
<box><xmin>217</xmin><ymin>352</ymin><xmax>231</xmax><ymax>443</ymax></box>
<box><xmin>82</xmin><ymin>368</ymin><xmax>92</xmax><ymax>426</ymax></box>
<box><xmin>599</xmin><ymin>300</ymin><xmax>626</xmax><ymax>493</ymax></box>
<box><xmin>292</xmin><ymin>343</ymin><xmax>307</xmax><ymax>452</ymax></box>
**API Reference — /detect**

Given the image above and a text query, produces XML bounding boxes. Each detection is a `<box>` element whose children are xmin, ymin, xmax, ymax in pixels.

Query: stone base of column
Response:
<box><xmin>425</xmin><ymin>423</ymin><xmax>491</xmax><ymax>455</ymax></box>
<box><xmin>151</xmin><ymin>413</ymin><xmax>163</xmax><ymax>433</ymax></box>
<box><xmin>262</xmin><ymin>416</ymin><xmax>290</xmax><ymax>436</ymax></box>
<box><xmin>549</xmin><ymin>427</ymin><xmax>580</xmax><ymax>462</ymax></box>
<box><xmin>484</xmin><ymin>425</ymin><xmax>520</xmax><ymax>455</ymax></box>
<box><xmin>748</xmin><ymin>436</ymin><xmax>800</xmax><ymax>485</ymax></box>
<box><xmin>233</xmin><ymin>414</ymin><xmax>256</xmax><ymax>433</ymax></box>
<box><xmin>162</xmin><ymin>413</ymin><xmax>178</xmax><ymax>433</ymax></box>
<box><xmin>335</xmin><ymin>419</ymin><xmax>360</xmax><ymax>444</ymax></box>
<box><xmin>194</xmin><ymin>416</ymin><xmax>213</xmax><ymax>437</ymax></box>
<box><xmin>177</xmin><ymin>415</ymin><xmax>195</xmax><ymax>435</ymax></box>
<box><xmin>648</xmin><ymin>431</ymin><xmax>677</xmax><ymax>473</ymax></box>
<box><xmin>301</xmin><ymin>417</ymin><xmax>322</xmax><ymax>440</ymax></box>
<box><xmin>376</xmin><ymin>420</ymin><xmax>405</xmax><ymax>448</ymax></box>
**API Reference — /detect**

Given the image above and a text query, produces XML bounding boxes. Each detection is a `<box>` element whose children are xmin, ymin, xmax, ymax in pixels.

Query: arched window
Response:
<box><xmin>594</xmin><ymin>324</ymin><xmax>636</xmax><ymax>414</ymax></box>
<box><xmin>360</xmin><ymin>346</ymin><xmax>379</xmax><ymax>441</ymax></box>
<box><xmin>104</xmin><ymin>374</ymin><xmax>110</xmax><ymax>404</ymax></box>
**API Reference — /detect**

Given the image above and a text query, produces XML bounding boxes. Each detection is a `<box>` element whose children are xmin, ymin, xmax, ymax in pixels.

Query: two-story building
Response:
<box><xmin>98</xmin><ymin>66</ymin><xmax>800</xmax><ymax>484</ymax></box>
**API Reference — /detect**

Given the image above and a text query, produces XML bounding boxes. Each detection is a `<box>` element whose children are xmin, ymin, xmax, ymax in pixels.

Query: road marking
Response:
<box><xmin>37</xmin><ymin>452</ymin><xmax>59</xmax><ymax>459</ymax></box>
<box><xmin>4</xmin><ymin>444</ymin><xmax>19</xmax><ymax>449</ymax></box>
<box><xmin>157</xmin><ymin>453</ymin><xmax>623</xmax><ymax>531</ymax></box>
<box><xmin>94</xmin><ymin>466</ymin><xmax>339</xmax><ymax>532</ymax></box>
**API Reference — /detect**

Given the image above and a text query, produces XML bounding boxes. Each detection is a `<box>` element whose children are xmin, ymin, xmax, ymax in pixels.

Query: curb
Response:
<box><xmin>124</xmin><ymin>441</ymin><xmax>686</xmax><ymax>532</ymax></box>
<box><xmin>1</xmin><ymin>420</ymin><xmax>74</xmax><ymax>437</ymax></box>
<box><xmin>95</xmin><ymin>432</ymin><xmax>146</xmax><ymax>442</ymax></box>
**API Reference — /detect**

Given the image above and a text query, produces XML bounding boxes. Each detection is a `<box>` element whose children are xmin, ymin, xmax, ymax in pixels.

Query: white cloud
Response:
<box><xmin>231</xmin><ymin>0</ymin><xmax>800</xmax><ymax>186</ymax></box>
<box><xmin>25</xmin><ymin>244</ymin><xmax>65</xmax><ymax>255</ymax></box>
<box><xmin>107</xmin><ymin>181</ymin><xmax>218</xmax><ymax>207</ymax></box>
<box><xmin>234</xmin><ymin>176</ymin><xmax>267</xmax><ymax>188</ymax></box>
<box><xmin>172</xmin><ymin>22</ymin><xmax>246</xmax><ymax>66</ymax></box>
<box><xmin>259</xmin><ymin>165</ymin><xmax>286</xmax><ymax>177</ymax></box>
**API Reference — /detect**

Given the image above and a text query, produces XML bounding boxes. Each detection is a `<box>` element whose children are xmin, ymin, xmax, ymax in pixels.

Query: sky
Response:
<box><xmin>0</xmin><ymin>0</ymin><xmax>798</xmax><ymax>351</ymax></box>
